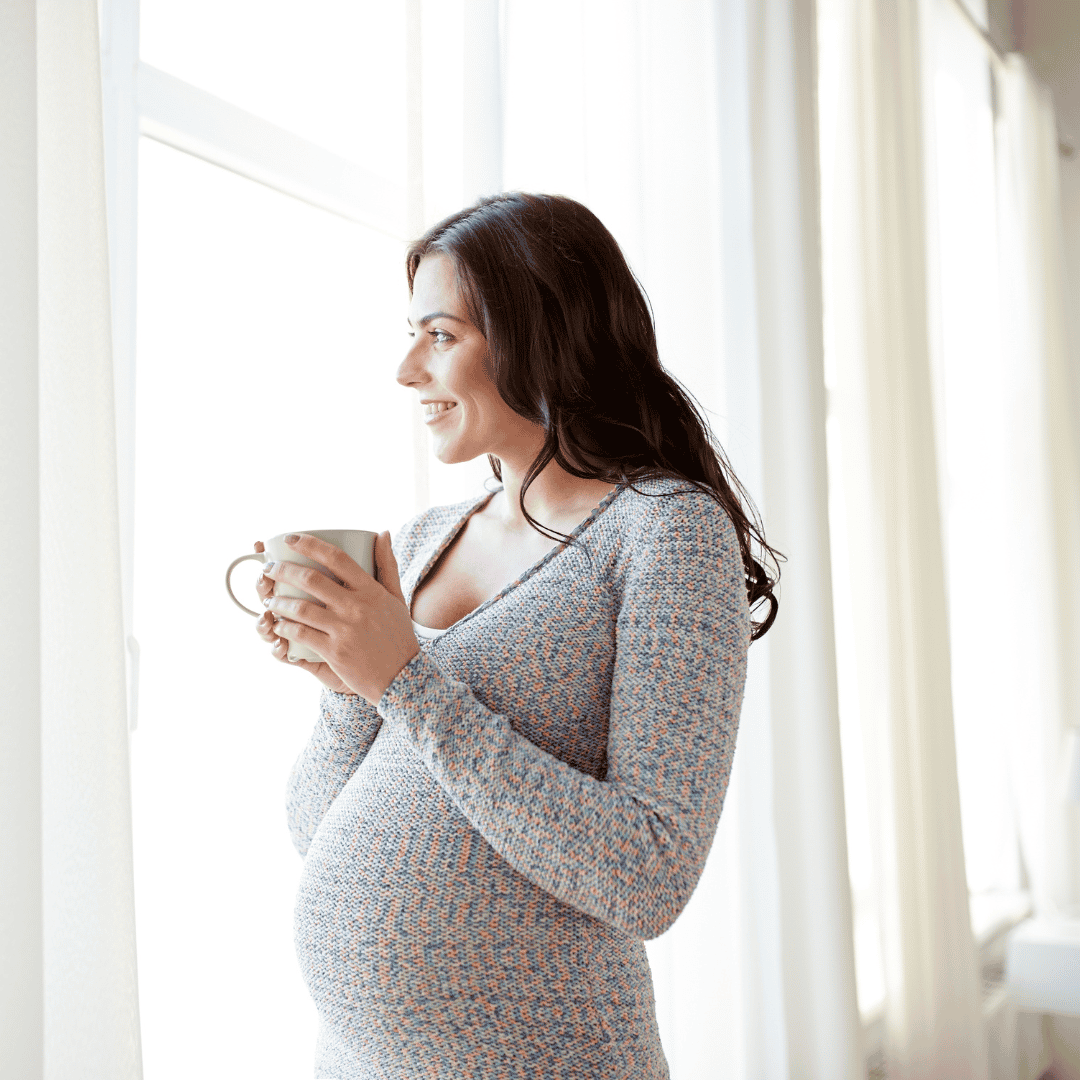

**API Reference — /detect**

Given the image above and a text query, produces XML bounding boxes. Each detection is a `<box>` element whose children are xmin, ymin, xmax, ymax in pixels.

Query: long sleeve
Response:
<box><xmin>286</xmin><ymin>687</ymin><xmax>383</xmax><ymax>856</ymax></box>
<box><xmin>375</xmin><ymin>492</ymin><xmax>750</xmax><ymax>939</ymax></box>
<box><xmin>286</xmin><ymin>511</ymin><xmax>434</xmax><ymax>857</ymax></box>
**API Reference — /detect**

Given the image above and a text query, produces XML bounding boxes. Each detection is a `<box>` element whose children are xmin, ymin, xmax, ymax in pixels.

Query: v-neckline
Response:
<box><xmin>408</xmin><ymin>481</ymin><xmax>626</xmax><ymax>638</ymax></box>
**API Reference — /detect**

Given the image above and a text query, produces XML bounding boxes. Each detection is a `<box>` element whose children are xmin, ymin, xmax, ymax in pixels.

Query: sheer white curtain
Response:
<box><xmin>721</xmin><ymin>1</ymin><xmax>865</xmax><ymax>1076</ymax></box>
<box><xmin>817</xmin><ymin>0</ymin><xmax>987</xmax><ymax>1076</ymax></box>
<box><xmin>0</xmin><ymin>1</ymin><xmax>142</xmax><ymax>1077</ymax></box>
<box><xmin>819</xmin><ymin>0</ymin><xmax>1080</xmax><ymax>1077</ymax></box>
<box><xmin>994</xmin><ymin>53</ymin><xmax>1080</xmax><ymax>923</ymax></box>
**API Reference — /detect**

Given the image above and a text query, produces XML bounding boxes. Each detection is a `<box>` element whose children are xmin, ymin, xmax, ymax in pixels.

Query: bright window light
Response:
<box><xmin>139</xmin><ymin>0</ymin><xmax>406</xmax><ymax>176</ymax></box>
<box><xmin>131</xmin><ymin>136</ymin><xmax>413</xmax><ymax>1079</ymax></box>
<box><xmin>929</xmin><ymin>0</ymin><xmax>1024</xmax><ymax>900</ymax></box>
<box><xmin>817</xmin><ymin>0</ymin><xmax>888</xmax><ymax>1021</ymax></box>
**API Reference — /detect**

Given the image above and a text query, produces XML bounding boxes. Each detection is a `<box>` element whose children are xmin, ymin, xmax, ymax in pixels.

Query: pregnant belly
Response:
<box><xmin>293</xmin><ymin>727</ymin><xmax>658</xmax><ymax>1065</ymax></box>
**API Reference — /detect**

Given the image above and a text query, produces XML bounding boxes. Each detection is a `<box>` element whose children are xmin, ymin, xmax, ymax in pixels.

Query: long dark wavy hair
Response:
<box><xmin>406</xmin><ymin>192</ymin><xmax>781</xmax><ymax>640</ymax></box>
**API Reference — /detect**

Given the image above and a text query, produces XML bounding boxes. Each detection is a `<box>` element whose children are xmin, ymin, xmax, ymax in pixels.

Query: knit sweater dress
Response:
<box><xmin>286</xmin><ymin>475</ymin><xmax>751</xmax><ymax>1079</ymax></box>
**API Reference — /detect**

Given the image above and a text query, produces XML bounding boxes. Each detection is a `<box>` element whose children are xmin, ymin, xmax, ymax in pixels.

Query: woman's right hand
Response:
<box><xmin>253</xmin><ymin>541</ymin><xmax>356</xmax><ymax>697</ymax></box>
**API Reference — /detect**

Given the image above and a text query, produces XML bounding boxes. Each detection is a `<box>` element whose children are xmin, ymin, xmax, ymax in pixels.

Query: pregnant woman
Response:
<box><xmin>253</xmin><ymin>192</ymin><xmax>779</xmax><ymax>1079</ymax></box>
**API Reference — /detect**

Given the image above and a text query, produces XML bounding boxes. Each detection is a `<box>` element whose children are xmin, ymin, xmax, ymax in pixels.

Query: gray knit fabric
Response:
<box><xmin>286</xmin><ymin>475</ymin><xmax>750</xmax><ymax>1079</ymax></box>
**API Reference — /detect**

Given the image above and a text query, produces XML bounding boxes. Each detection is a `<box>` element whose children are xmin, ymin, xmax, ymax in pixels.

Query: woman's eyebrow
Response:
<box><xmin>408</xmin><ymin>312</ymin><xmax>468</xmax><ymax>327</ymax></box>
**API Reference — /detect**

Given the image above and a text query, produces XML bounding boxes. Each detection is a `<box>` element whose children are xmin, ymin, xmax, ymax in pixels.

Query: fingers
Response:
<box><xmin>262</xmin><ymin>561</ymin><xmax>338</xmax><ymax>607</ymax></box>
<box><xmin>262</xmin><ymin>594</ymin><xmax>332</xmax><ymax>637</ymax></box>
<box><xmin>255</xmin><ymin>569</ymin><xmax>273</xmax><ymax>603</ymax></box>
<box><xmin>253</xmin><ymin>538</ymin><xmax>341</xmax><ymax>668</ymax></box>
<box><xmin>255</xmin><ymin>609</ymin><xmax>280</xmax><ymax>643</ymax></box>
<box><xmin>275</xmin><ymin>534</ymin><xmax>366</xmax><ymax>598</ymax></box>
<box><xmin>253</xmin><ymin>541</ymin><xmax>274</xmax><ymax>604</ymax></box>
<box><xmin>255</xmin><ymin>609</ymin><xmax>295</xmax><ymax>664</ymax></box>
<box><xmin>255</xmin><ymin>607</ymin><xmax>280</xmax><ymax>644</ymax></box>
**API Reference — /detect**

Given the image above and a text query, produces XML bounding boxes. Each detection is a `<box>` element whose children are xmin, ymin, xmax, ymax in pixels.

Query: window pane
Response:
<box><xmin>132</xmin><ymin>137</ymin><xmax>413</xmax><ymax>1078</ymax></box>
<box><xmin>139</xmin><ymin>0</ymin><xmax>406</xmax><ymax>178</ymax></box>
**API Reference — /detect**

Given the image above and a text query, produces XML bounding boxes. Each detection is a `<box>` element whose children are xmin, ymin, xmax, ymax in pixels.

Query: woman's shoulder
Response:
<box><xmin>607</xmin><ymin>474</ymin><xmax>749</xmax><ymax>621</ymax></box>
<box><xmin>610</xmin><ymin>474</ymin><xmax>740</xmax><ymax>546</ymax></box>
<box><xmin>606</xmin><ymin>473</ymin><xmax>745</xmax><ymax>587</ymax></box>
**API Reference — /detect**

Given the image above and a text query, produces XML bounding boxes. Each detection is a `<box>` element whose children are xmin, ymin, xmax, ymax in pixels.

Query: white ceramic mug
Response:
<box><xmin>226</xmin><ymin>529</ymin><xmax>378</xmax><ymax>664</ymax></box>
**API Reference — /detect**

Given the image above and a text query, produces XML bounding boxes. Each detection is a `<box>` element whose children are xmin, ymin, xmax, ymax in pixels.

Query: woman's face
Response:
<box><xmin>398</xmin><ymin>253</ymin><xmax>538</xmax><ymax>465</ymax></box>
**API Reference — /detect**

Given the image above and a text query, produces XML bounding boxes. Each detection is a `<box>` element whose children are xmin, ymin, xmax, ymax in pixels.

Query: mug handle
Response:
<box><xmin>226</xmin><ymin>552</ymin><xmax>266</xmax><ymax>617</ymax></box>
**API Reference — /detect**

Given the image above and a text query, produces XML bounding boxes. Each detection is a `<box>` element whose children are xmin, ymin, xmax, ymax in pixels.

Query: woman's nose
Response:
<box><xmin>395</xmin><ymin>341</ymin><xmax>422</xmax><ymax>387</ymax></box>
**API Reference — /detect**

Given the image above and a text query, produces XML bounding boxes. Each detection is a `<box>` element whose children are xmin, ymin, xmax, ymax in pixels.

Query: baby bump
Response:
<box><xmin>293</xmin><ymin>728</ymin><xmax>650</xmax><ymax>1034</ymax></box>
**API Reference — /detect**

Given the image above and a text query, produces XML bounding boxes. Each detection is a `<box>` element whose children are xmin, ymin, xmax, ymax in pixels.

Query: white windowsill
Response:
<box><xmin>860</xmin><ymin>890</ymin><xmax>1033</xmax><ymax>1067</ymax></box>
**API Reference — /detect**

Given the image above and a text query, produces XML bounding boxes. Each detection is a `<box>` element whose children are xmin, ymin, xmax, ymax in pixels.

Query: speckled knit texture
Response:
<box><xmin>287</xmin><ymin>474</ymin><xmax>751</xmax><ymax>1079</ymax></box>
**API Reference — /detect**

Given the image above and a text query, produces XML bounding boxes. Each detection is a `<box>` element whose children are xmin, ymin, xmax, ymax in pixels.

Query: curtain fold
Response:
<box><xmin>744</xmin><ymin>0</ymin><xmax>865</xmax><ymax>1076</ymax></box>
<box><xmin>819</xmin><ymin>0</ymin><xmax>988</xmax><ymax>1076</ymax></box>
<box><xmin>994</xmin><ymin>53</ymin><xmax>1080</xmax><ymax>922</ymax></box>
<box><xmin>2</xmin><ymin>0</ymin><xmax>143</xmax><ymax>1075</ymax></box>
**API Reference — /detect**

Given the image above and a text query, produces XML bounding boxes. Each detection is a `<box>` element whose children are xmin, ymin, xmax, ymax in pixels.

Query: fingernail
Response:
<box><xmin>263</xmin><ymin>561</ymin><xmax>275</xmax><ymax>573</ymax></box>
<box><xmin>262</xmin><ymin>597</ymin><xmax>273</xmax><ymax>608</ymax></box>
<box><xmin>284</xmin><ymin>534</ymin><xmax>299</xmax><ymax>544</ymax></box>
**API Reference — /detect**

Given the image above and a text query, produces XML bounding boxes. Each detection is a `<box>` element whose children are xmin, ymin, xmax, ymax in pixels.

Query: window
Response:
<box><xmin>926</xmin><ymin>0</ymin><xmax>1028</xmax><ymax>914</ymax></box>
<box><xmin>132</xmin><ymin>137</ymin><xmax>409</xmax><ymax>1078</ymax></box>
<box><xmin>109</xmin><ymin>4</ymin><xmax>449</xmax><ymax>1074</ymax></box>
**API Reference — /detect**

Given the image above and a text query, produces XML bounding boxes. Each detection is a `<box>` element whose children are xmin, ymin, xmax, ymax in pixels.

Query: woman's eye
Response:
<box><xmin>430</xmin><ymin>329</ymin><xmax>452</xmax><ymax>344</ymax></box>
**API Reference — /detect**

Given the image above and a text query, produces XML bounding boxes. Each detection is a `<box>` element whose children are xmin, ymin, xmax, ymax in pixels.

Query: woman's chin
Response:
<box><xmin>432</xmin><ymin>441</ymin><xmax>466</xmax><ymax>465</ymax></box>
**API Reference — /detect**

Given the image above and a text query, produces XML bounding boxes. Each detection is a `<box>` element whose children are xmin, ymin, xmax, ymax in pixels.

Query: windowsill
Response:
<box><xmin>860</xmin><ymin>890</ymin><xmax>1033</xmax><ymax>1066</ymax></box>
<box><xmin>974</xmin><ymin>889</ymin><xmax>1033</xmax><ymax>1026</ymax></box>
<box><xmin>971</xmin><ymin>889</ymin><xmax>1033</xmax><ymax>949</ymax></box>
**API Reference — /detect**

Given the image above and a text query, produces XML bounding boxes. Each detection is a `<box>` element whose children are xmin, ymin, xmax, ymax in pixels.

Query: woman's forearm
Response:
<box><xmin>285</xmin><ymin>686</ymin><xmax>383</xmax><ymax>856</ymax></box>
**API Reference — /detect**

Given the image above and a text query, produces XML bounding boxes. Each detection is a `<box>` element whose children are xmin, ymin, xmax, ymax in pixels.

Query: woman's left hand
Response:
<box><xmin>262</xmin><ymin>532</ymin><xmax>419</xmax><ymax>707</ymax></box>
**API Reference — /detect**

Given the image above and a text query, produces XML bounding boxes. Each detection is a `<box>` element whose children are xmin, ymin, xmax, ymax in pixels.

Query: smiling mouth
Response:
<box><xmin>423</xmin><ymin>401</ymin><xmax>458</xmax><ymax>424</ymax></box>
